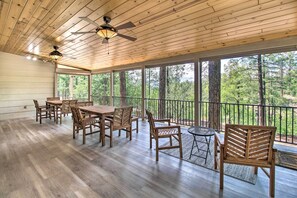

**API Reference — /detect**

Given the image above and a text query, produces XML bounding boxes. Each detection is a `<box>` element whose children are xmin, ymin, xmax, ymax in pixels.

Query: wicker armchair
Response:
<box><xmin>105</xmin><ymin>106</ymin><xmax>133</xmax><ymax>147</ymax></box>
<box><xmin>146</xmin><ymin>109</ymin><xmax>183</xmax><ymax>161</ymax></box>
<box><xmin>214</xmin><ymin>124</ymin><xmax>277</xmax><ymax>197</ymax></box>
<box><xmin>71</xmin><ymin>106</ymin><xmax>100</xmax><ymax>144</ymax></box>
<box><xmin>56</xmin><ymin>100</ymin><xmax>78</xmax><ymax>124</ymax></box>
<box><xmin>33</xmin><ymin>100</ymin><xmax>52</xmax><ymax>124</ymax></box>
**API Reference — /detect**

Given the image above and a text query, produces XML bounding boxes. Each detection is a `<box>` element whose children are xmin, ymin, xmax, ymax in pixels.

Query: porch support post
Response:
<box><xmin>194</xmin><ymin>59</ymin><xmax>201</xmax><ymax>126</ymax></box>
<box><xmin>54</xmin><ymin>62</ymin><xmax>58</xmax><ymax>97</ymax></box>
<box><xmin>88</xmin><ymin>74</ymin><xmax>92</xmax><ymax>101</ymax></box>
<box><xmin>141</xmin><ymin>66</ymin><xmax>146</xmax><ymax>120</ymax></box>
<box><xmin>110</xmin><ymin>71</ymin><xmax>114</xmax><ymax>106</ymax></box>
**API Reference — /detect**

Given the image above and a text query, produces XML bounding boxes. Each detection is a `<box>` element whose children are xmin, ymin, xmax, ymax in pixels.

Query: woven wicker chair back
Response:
<box><xmin>62</xmin><ymin>100</ymin><xmax>78</xmax><ymax>113</ymax></box>
<box><xmin>46</xmin><ymin>97</ymin><xmax>60</xmax><ymax>101</ymax></box>
<box><xmin>224</xmin><ymin>124</ymin><xmax>276</xmax><ymax>165</ymax></box>
<box><xmin>33</xmin><ymin>100</ymin><xmax>39</xmax><ymax>109</ymax></box>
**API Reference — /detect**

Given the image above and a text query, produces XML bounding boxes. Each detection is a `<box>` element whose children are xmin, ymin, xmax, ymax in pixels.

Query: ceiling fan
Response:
<box><xmin>49</xmin><ymin>46</ymin><xmax>76</xmax><ymax>60</ymax></box>
<box><xmin>72</xmin><ymin>16</ymin><xmax>137</xmax><ymax>44</ymax></box>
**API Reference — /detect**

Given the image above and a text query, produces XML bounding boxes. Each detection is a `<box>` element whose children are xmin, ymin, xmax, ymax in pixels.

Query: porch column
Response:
<box><xmin>110</xmin><ymin>71</ymin><xmax>113</xmax><ymax>106</ymax></box>
<box><xmin>194</xmin><ymin>60</ymin><xmax>201</xmax><ymax>126</ymax></box>
<box><xmin>54</xmin><ymin>62</ymin><xmax>58</xmax><ymax>97</ymax></box>
<box><xmin>88</xmin><ymin>74</ymin><xmax>92</xmax><ymax>101</ymax></box>
<box><xmin>141</xmin><ymin>66</ymin><xmax>146</xmax><ymax>120</ymax></box>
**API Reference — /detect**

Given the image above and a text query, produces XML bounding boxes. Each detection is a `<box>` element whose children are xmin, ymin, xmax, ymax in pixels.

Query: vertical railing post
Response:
<box><xmin>110</xmin><ymin>71</ymin><xmax>113</xmax><ymax>106</ymax></box>
<box><xmin>141</xmin><ymin>66</ymin><xmax>146</xmax><ymax>120</ymax></box>
<box><xmin>88</xmin><ymin>74</ymin><xmax>92</xmax><ymax>101</ymax></box>
<box><xmin>194</xmin><ymin>59</ymin><xmax>201</xmax><ymax>126</ymax></box>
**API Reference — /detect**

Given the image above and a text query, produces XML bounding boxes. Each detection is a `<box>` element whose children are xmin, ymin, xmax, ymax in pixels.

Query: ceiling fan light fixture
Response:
<box><xmin>97</xmin><ymin>26</ymin><xmax>117</xmax><ymax>39</ymax></box>
<box><xmin>49</xmin><ymin>46</ymin><xmax>63</xmax><ymax>60</ymax></box>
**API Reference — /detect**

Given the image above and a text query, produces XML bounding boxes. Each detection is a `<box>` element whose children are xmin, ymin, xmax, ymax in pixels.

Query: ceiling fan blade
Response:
<box><xmin>79</xmin><ymin>17</ymin><xmax>100</xmax><ymax>27</ymax></box>
<box><xmin>63</xmin><ymin>54</ymin><xmax>77</xmax><ymax>59</ymax></box>
<box><xmin>115</xmin><ymin>21</ymin><xmax>136</xmax><ymax>30</ymax></box>
<box><xmin>71</xmin><ymin>31</ymin><xmax>96</xmax><ymax>35</ymax></box>
<box><xmin>102</xmin><ymin>38</ymin><xmax>108</xmax><ymax>44</ymax></box>
<box><xmin>117</xmin><ymin>33</ymin><xmax>137</xmax><ymax>41</ymax></box>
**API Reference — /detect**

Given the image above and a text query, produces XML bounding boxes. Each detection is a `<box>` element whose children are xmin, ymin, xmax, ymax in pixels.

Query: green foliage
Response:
<box><xmin>57</xmin><ymin>74</ymin><xmax>88</xmax><ymax>100</ymax></box>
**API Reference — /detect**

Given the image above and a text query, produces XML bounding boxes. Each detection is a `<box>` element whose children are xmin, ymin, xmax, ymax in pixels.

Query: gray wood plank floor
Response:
<box><xmin>0</xmin><ymin>117</ymin><xmax>297</xmax><ymax>198</ymax></box>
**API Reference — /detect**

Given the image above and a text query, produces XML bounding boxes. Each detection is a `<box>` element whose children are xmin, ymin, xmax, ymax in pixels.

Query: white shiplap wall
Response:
<box><xmin>0</xmin><ymin>52</ymin><xmax>55</xmax><ymax>120</ymax></box>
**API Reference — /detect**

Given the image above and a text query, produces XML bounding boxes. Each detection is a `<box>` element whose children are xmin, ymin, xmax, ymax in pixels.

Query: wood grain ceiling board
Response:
<box><xmin>0</xmin><ymin>0</ymin><xmax>297</xmax><ymax>70</ymax></box>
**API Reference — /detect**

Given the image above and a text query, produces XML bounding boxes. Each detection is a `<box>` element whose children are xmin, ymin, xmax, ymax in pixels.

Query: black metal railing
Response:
<box><xmin>199</xmin><ymin>101</ymin><xmax>297</xmax><ymax>144</ymax></box>
<box><xmin>89</xmin><ymin>95</ymin><xmax>297</xmax><ymax>144</ymax></box>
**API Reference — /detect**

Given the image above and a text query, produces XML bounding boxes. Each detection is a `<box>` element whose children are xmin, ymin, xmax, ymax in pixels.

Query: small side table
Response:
<box><xmin>188</xmin><ymin>126</ymin><xmax>215</xmax><ymax>164</ymax></box>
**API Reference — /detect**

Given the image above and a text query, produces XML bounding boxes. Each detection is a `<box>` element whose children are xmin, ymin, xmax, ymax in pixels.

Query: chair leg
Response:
<box><xmin>156</xmin><ymin>137</ymin><xmax>159</xmax><ymax>161</ymax></box>
<box><xmin>220</xmin><ymin>148</ymin><xmax>224</xmax><ymax>189</ymax></box>
<box><xmin>169</xmin><ymin>136</ymin><xmax>172</xmax><ymax>146</ymax></box>
<box><xmin>136</xmin><ymin>119</ymin><xmax>138</xmax><ymax>133</ymax></box>
<box><xmin>110</xmin><ymin>127</ymin><xmax>113</xmax><ymax>147</ymax></box>
<box><xmin>150</xmin><ymin>134</ymin><xmax>152</xmax><ymax>149</ymax></box>
<box><xmin>36</xmin><ymin>111</ymin><xmax>38</xmax><ymax>122</ymax></box>
<box><xmin>39</xmin><ymin>112</ymin><xmax>42</xmax><ymax>124</ymax></box>
<box><xmin>129</xmin><ymin>127</ymin><xmax>132</xmax><ymax>141</ymax></box>
<box><xmin>178</xmin><ymin>134</ymin><xmax>183</xmax><ymax>159</ymax></box>
<box><xmin>254</xmin><ymin>166</ymin><xmax>258</xmax><ymax>174</ymax></box>
<box><xmin>73</xmin><ymin>124</ymin><xmax>75</xmax><ymax>139</ymax></box>
<box><xmin>83</xmin><ymin>127</ymin><xmax>86</xmax><ymax>144</ymax></box>
<box><xmin>270</xmin><ymin>164</ymin><xmax>275</xmax><ymax>197</ymax></box>
<box><xmin>118</xmin><ymin>130</ymin><xmax>121</xmax><ymax>136</ymax></box>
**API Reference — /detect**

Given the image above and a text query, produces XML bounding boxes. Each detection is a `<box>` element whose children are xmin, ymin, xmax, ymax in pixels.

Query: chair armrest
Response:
<box><xmin>153</xmin><ymin>119</ymin><xmax>171</xmax><ymax>125</ymax></box>
<box><xmin>215</xmin><ymin>132</ymin><xmax>224</xmax><ymax>145</ymax></box>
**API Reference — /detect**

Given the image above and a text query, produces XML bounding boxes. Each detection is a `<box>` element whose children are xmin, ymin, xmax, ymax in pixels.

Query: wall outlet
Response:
<box><xmin>24</xmin><ymin>105</ymin><xmax>27</xmax><ymax>109</ymax></box>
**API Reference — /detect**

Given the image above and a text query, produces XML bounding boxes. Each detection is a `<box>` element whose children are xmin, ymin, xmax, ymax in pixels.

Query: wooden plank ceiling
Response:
<box><xmin>0</xmin><ymin>0</ymin><xmax>297</xmax><ymax>70</ymax></box>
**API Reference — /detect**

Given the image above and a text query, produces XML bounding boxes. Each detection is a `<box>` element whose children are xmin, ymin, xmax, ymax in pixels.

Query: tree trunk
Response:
<box><xmin>69</xmin><ymin>75</ymin><xmax>74</xmax><ymax>99</ymax></box>
<box><xmin>159</xmin><ymin>66</ymin><xmax>166</xmax><ymax>119</ymax></box>
<box><xmin>257</xmin><ymin>54</ymin><xmax>265</xmax><ymax>125</ymax></box>
<box><xmin>103</xmin><ymin>76</ymin><xmax>108</xmax><ymax>105</ymax></box>
<box><xmin>208</xmin><ymin>59</ymin><xmax>221</xmax><ymax>130</ymax></box>
<box><xmin>120</xmin><ymin>71</ymin><xmax>127</xmax><ymax>106</ymax></box>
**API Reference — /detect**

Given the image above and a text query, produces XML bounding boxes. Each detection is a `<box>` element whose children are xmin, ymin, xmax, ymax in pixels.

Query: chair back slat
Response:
<box><xmin>224</xmin><ymin>124</ymin><xmax>276</xmax><ymax>165</ymax></box>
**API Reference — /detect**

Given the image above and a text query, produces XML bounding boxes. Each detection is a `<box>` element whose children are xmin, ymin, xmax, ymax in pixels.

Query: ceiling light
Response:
<box><xmin>96</xmin><ymin>24</ymin><xmax>117</xmax><ymax>40</ymax></box>
<box><xmin>26</xmin><ymin>55</ymin><xmax>31</xmax><ymax>60</ymax></box>
<box><xmin>49</xmin><ymin>46</ymin><xmax>63</xmax><ymax>60</ymax></box>
<box><xmin>32</xmin><ymin>57</ymin><xmax>37</xmax><ymax>61</ymax></box>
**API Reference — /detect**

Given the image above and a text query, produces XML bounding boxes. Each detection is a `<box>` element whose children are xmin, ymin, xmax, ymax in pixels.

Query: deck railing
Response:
<box><xmin>91</xmin><ymin>95</ymin><xmax>297</xmax><ymax>144</ymax></box>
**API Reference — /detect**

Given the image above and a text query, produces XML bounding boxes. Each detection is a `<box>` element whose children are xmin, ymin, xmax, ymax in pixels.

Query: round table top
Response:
<box><xmin>188</xmin><ymin>126</ymin><xmax>216</xmax><ymax>137</ymax></box>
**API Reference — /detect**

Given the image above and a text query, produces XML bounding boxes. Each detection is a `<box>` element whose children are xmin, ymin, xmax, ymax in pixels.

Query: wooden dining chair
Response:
<box><xmin>71</xmin><ymin>106</ymin><xmax>100</xmax><ymax>144</ymax></box>
<box><xmin>105</xmin><ymin>106</ymin><xmax>133</xmax><ymax>147</ymax></box>
<box><xmin>33</xmin><ymin>100</ymin><xmax>52</xmax><ymax>124</ymax></box>
<box><xmin>46</xmin><ymin>97</ymin><xmax>60</xmax><ymax>119</ymax></box>
<box><xmin>215</xmin><ymin>124</ymin><xmax>277</xmax><ymax>197</ymax></box>
<box><xmin>146</xmin><ymin>109</ymin><xmax>183</xmax><ymax>161</ymax></box>
<box><xmin>56</xmin><ymin>99</ymin><xmax>78</xmax><ymax>124</ymax></box>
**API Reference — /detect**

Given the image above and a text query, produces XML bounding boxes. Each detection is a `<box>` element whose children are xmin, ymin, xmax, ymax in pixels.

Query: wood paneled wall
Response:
<box><xmin>0</xmin><ymin>52</ymin><xmax>55</xmax><ymax>120</ymax></box>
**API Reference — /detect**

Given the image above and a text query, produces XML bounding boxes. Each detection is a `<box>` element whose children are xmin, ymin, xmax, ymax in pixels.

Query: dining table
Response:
<box><xmin>79</xmin><ymin>105</ymin><xmax>115</xmax><ymax>146</ymax></box>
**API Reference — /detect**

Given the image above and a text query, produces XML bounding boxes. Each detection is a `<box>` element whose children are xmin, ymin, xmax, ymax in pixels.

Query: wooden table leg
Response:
<box><xmin>55</xmin><ymin>105</ymin><xmax>58</xmax><ymax>124</ymax></box>
<box><xmin>100</xmin><ymin>115</ymin><xmax>105</xmax><ymax>146</ymax></box>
